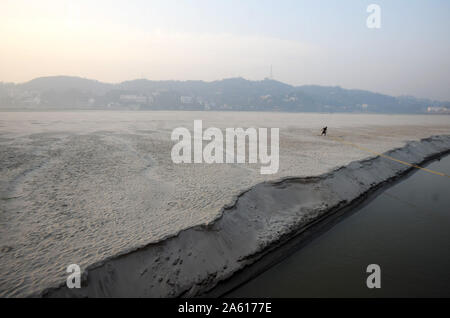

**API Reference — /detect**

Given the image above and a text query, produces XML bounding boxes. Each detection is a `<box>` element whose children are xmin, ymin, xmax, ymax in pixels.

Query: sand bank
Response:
<box><xmin>43</xmin><ymin>135</ymin><xmax>450</xmax><ymax>297</ymax></box>
<box><xmin>1</xmin><ymin>112</ymin><xmax>449</xmax><ymax>296</ymax></box>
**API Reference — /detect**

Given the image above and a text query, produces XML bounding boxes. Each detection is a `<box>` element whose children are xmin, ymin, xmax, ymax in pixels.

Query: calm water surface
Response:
<box><xmin>230</xmin><ymin>155</ymin><xmax>450</xmax><ymax>297</ymax></box>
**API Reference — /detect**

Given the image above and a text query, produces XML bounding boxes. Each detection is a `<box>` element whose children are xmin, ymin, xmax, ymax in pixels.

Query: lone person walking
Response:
<box><xmin>321</xmin><ymin>126</ymin><xmax>328</xmax><ymax>136</ymax></box>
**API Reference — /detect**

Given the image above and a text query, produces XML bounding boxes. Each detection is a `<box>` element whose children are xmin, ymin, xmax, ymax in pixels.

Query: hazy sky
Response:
<box><xmin>1</xmin><ymin>0</ymin><xmax>449</xmax><ymax>100</ymax></box>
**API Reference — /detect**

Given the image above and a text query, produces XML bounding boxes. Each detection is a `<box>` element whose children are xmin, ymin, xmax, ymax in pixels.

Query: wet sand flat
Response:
<box><xmin>0</xmin><ymin>111</ymin><xmax>449</xmax><ymax>296</ymax></box>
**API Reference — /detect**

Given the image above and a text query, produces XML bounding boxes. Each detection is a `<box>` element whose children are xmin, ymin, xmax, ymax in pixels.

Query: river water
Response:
<box><xmin>229</xmin><ymin>155</ymin><xmax>450</xmax><ymax>297</ymax></box>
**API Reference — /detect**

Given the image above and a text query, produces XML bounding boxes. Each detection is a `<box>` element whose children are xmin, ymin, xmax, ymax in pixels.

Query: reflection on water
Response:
<box><xmin>230</xmin><ymin>155</ymin><xmax>450</xmax><ymax>297</ymax></box>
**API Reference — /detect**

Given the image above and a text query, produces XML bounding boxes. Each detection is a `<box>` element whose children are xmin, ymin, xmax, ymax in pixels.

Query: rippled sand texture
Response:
<box><xmin>0</xmin><ymin>111</ymin><xmax>449</xmax><ymax>296</ymax></box>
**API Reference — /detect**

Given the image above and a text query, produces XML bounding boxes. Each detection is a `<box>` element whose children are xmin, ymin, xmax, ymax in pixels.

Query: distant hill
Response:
<box><xmin>20</xmin><ymin>76</ymin><xmax>113</xmax><ymax>94</ymax></box>
<box><xmin>0</xmin><ymin>76</ymin><xmax>448</xmax><ymax>113</ymax></box>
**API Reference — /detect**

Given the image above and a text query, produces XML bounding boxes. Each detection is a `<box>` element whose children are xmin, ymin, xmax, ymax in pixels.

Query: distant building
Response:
<box><xmin>427</xmin><ymin>106</ymin><xmax>450</xmax><ymax>114</ymax></box>
<box><xmin>283</xmin><ymin>96</ymin><xmax>298</xmax><ymax>102</ymax></box>
<box><xmin>196</xmin><ymin>97</ymin><xmax>204</xmax><ymax>105</ymax></box>
<box><xmin>23</xmin><ymin>96</ymin><xmax>41</xmax><ymax>106</ymax></box>
<box><xmin>180</xmin><ymin>96</ymin><xmax>194</xmax><ymax>104</ymax></box>
<box><xmin>120</xmin><ymin>95</ymin><xmax>147</xmax><ymax>104</ymax></box>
